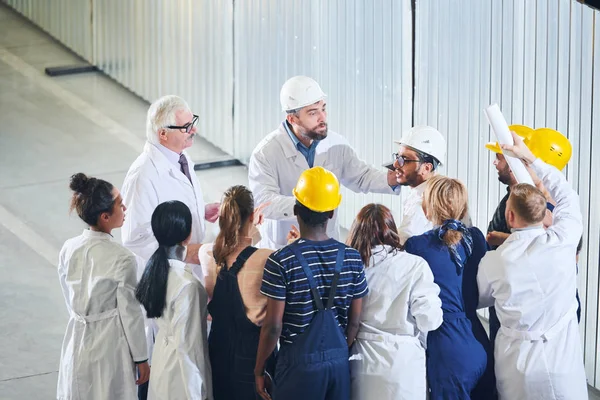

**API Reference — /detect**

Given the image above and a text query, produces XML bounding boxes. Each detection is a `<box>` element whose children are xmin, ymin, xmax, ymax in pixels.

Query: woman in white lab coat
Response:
<box><xmin>135</xmin><ymin>200</ymin><xmax>212</xmax><ymax>400</ymax></box>
<box><xmin>346</xmin><ymin>204</ymin><xmax>443</xmax><ymax>400</ymax></box>
<box><xmin>57</xmin><ymin>173</ymin><xmax>149</xmax><ymax>400</ymax></box>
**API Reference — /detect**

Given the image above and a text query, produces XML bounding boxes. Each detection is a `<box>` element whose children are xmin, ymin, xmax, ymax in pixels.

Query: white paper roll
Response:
<box><xmin>483</xmin><ymin>104</ymin><xmax>534</xmax><ymax>185</ymax></box>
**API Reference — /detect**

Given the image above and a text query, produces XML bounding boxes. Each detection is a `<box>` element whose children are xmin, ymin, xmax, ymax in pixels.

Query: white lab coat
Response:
<box><xmin>148</xmin><ymin>259</ymin><xmax>212</xmax><ymax>400</ymax></box>
<box><xmin>350</xmin><ymin>245</ymin><xmax>443</xmax><ymax>400</ymax></box>
<box><xmin>397</xmin><ymin>182</ymin><xmax>433</xmax><ymax>245</ymax></box>
<box><xmin>477</xmin><ymin>159</ymin><xmax>587</xmax><ymax>400</ymax></box>
<box><xmin>122</xmin><ymin>142</ymin><xmax>207</xmax><ymax>279</ymax></box>
<box><xmin>57</xmin><ymin>230</ymin><xmax>147</xmax><ymax>400</ymax></box>
<box><xmin>121</xmin><ymin>142</ymin><xmax>207</xmax><ymax>359</ymax></box>
<box><xmin>248</xmin><ymin>124</ymin><xmax>396</xmax><ymax>249</ymax></box>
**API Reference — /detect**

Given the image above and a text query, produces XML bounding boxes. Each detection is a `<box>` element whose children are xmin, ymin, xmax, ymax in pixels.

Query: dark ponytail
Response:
<box><xmin>69</xmin><ymin>173</ymin><xmax>115</xmax><ymax>226</ymax></box>
<box><xmin>135</xmin><ymin>200</ymin><xmax>192</xmax><ymax>318</ymax></box>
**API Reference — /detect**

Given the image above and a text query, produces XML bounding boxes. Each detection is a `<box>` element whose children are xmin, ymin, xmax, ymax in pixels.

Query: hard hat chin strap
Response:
<box><xmin>415</xmin><ymin>150</ymin><xmax>440</xmax><ymax>171</ymax></box>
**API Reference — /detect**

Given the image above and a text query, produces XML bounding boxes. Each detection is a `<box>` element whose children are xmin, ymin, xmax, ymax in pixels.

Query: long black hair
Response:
<box><xmin>135</xmin><ymin>200</ymin><xmax>192</xmax><ymax>318</ymax></box>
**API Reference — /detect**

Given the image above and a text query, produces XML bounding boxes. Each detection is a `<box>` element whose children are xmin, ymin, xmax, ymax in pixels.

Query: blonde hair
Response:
<box><xmin>509</xmin><ymin>184</ymin><xmax>546</xmax><ymax>225</ymax></box>
<box><xmin>146</xmin><ymin>95</ymin><xmax>190</xmax><ymax>144</ymax></box>
<box><xmin>213</xmin><ymin>185</ymin><xmax>254</xmax><ymax>271</ymax></box>
<box><xmin>423</xmin><ymin>175</ymin><xmax>469</xmax><ymax>247</ymax></box>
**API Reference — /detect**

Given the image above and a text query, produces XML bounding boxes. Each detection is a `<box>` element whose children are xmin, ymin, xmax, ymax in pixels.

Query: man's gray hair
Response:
<box><xmin>146</xmin><ymin>95</ymin><xmax>191</xmax><ymax>144</ymax></box>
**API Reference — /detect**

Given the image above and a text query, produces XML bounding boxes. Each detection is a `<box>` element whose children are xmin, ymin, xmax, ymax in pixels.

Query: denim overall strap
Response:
<box><xmin>289</xmin><ymin>244</ymin><xmax>325</xmax><ymax>311</ymax></box>
<box><xmin>326</xmin><ymin>243</ymin><xmax>346</xmax><ymax>309</ymax></box>
<box><xmin>228</xmin><ymin>246</ymin><xmax>258</xmax><ymax>275</ymax></box>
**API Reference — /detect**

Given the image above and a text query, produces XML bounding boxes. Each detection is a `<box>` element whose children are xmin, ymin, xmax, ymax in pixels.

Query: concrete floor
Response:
<box><xmin>0</xmin><ymin>4</ymin><xmax>247</xmax><ymax>398</ymax></box>
<box><xmin>1</xmin><ymin>3</ymin><xmax>599</xmax><ymax>400</ymax></box>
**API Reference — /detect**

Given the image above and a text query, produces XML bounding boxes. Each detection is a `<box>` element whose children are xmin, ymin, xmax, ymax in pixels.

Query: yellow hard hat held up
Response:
<box><xmin>525</xmin><ymin>128</ymin><xmax>573</xmax><ymax>171</ymax></box>
<box><xmin>485</xmin><ymin>125</ymin><xmax>534</xmax><ymax>154</ymax></box>
<box><xmin>293</xmin><ymin>166</ymin><xmax>342</xmax><ymax>212</ymax></box>
<box><xmin>485</xmin><ymin>125</ymin><xmax>572</xmax><ymax>171</ymax></box>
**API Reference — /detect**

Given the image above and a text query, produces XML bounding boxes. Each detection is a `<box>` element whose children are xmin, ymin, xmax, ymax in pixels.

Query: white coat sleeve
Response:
<box><xmin>409</xmin><ymin>258</ymin><xmax>443</xmax><ymax>332</ymax></box>
<box><xmin>116</xmin><ymin>253</ymin><xmax>148</xmax><ymax>362</ymax></box>
<box><xmin>173</xmin><ymin>283</ymin><xmax>210</xmax><ymax>400</ymax></box>
<box><xmin>530</xmin><ymin>159</ymin><xmax>583</xmax><ymax>246</ymax></box>
<box><xmin>248</xmin><ymin>151</ymin><xmax>296</xmax><ymax>221</ymax></box>
<box><xmin>398</xmin><ymin>200</ymin><xmax>432</xmax><ymax>245</ymax></box>
<box><xmin>57</xmin><ymin>244</ymin><xmax>71</xmax><ymax>315</ymax></box>
<box><xmin>339</xmin><ymin>145</ymin><xmax>396</xmax><ymax>195</ymax></box>
<box><xmin>198</xmin><ymin>244</ymin><xmax>217</xmax><ymax>299</ymax></box>
<box><xmin>121</xmin><ymin>173</ymin><xmax>160</xmax><ymax>265</ymax></box>
<box><xmin>477</xmin><ymin>253</ymin><xmax>495</xmax><ymax>309</ymax></box>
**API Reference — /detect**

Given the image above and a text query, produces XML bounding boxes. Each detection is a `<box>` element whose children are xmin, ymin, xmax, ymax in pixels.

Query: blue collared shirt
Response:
<box><xmin>283</xmin><ymin>121</ymin><xmax>319</xmax><ymax>168</ymax></box>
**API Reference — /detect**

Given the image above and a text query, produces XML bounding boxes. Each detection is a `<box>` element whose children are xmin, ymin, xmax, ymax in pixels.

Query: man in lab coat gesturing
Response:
<box><xmin>121</xmin><ymin>95</ymin><xmax>219</xmax><ymax>400</ymax></box>
<box><xmin>248</xmin><ymin>76</ymin><xmax>399</xmax><ymax>249</ymax></box>
<box><xmin>477</xmin><ymin>131</ymin><xmax>587</xmax><ymax>400</ymax></box>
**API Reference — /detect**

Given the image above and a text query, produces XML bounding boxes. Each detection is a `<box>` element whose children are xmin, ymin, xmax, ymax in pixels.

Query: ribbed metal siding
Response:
<box><xmin>5</xmin><ymin>0</ymin><xmax>600</xmax><ymax>387</ymax></box>
<box><xmin>2</xmin><ymin>0</ymin><xmax>92</xmax><ymax>61</ymax></box>
<box><xmin>91</xmin><ymin>0</ymin><xmax>234</xmax><ymax>154</ymax></box>
<box><xmin>233</xmin><ymin>0</ymin><xmax>413</xmax><ymax>228</ymax></box>
<box><xmin>414</xmin><ymin>0</ymin><xmax>600</xmax><ymax>387</ymax></box>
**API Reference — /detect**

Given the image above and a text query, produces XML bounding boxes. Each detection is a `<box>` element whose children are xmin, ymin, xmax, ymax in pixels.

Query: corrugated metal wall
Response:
<box><xmin>232</xmin><ymin>0</ymin><xmax>413</xmax><ymax>228</ymax></box>
<box><xmin>414</xmin><ymin>0</ymin><xmax>600</xmax><ymax>387</ymax></box>
<box><xmin>3</xmin><ymin>0</ymin><xmax>92</xmax><ymax>61</ymax></box>
<box><xmin>3</xmin><ymin>0</ymin><xmax>600</xmax><ymax>388</ymax></box>
<box><xmin>92</xmin><ymin>0</ymin><xmax>234</xmax><ymax>154</ymax></box>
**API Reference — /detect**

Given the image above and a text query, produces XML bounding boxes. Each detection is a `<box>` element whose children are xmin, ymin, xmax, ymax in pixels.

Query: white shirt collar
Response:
<box><xmin>153</xmin><ymin>143</ymin><xmax>181</xmax><ymax>167</ymax></box>
<box><xmin>405</xmin><ymin>180</ymin><xmax>428</xmax><ymax>201</ymax></box>
<box><xmin>413</xmin><ymin>180</ymin><xmax>428</xmax><ymax>194</ymax></box>
<box><xmin>510</xmin><ymin>224</ymin><xmax>544</xmax><ymax>233</ymax></box>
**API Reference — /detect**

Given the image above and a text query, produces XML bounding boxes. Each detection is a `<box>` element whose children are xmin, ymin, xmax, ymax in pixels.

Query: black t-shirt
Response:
<box><xmin>487</xmin><ymin>188</ymin><xmax>511</xmax><ymax>250</ymax></box>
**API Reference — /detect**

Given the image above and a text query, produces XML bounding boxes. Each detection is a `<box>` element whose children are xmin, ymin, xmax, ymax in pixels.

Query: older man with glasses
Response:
<box><xmin>120</xmin><ymin>95</ymin><xmax>219</xmax><ymax>400</ymax></box>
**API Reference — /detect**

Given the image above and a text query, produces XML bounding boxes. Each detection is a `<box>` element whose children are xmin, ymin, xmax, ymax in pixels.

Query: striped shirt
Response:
<box><xmin>260</xmin><ymin>238</ymin><xmax>368</xmax><ymax>345</ymax></box>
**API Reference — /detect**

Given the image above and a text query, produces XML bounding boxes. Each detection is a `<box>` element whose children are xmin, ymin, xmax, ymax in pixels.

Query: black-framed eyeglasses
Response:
<box><xmin>393</xmin><ymin>152</ymin><xmax>422</xmax><ymax>167</ymax></box>
<box><xmin>166</xmin><ymin>114</ymin><xmax>199</xmax><ymax>134</ymax></box>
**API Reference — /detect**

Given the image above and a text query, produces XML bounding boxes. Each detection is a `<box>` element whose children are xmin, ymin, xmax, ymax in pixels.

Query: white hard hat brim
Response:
<box><xmin>283</xmin><ymin>95</ymin><xmax>328</xmax><ymax>112</ymax></box>
<box><xmin>393</xmin><ymin>141</ymin><xmax>444</xmax><ymax>166</ymax></box>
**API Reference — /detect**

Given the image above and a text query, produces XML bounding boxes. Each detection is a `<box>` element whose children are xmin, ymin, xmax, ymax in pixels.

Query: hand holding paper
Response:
<box><xmin>483</xmin><ymin>104</ymin><xmax>534</xmax><ymax>185</ymax></box>
<box><xmin>500</xmin><ymin>131</ymin><xmax>537</xmax><ymax>166</ymax></box>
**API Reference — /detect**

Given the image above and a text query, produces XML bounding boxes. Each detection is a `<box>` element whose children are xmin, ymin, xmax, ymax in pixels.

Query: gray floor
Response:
<box><xmin>0</xmin><ymin>4</ymin><xmax>247</xmax><ymax>398</ymax></box>
<box><xmin>0</xmin><ymin>3</ymin><xmax>599</xmax><ymax>399</ymax></box>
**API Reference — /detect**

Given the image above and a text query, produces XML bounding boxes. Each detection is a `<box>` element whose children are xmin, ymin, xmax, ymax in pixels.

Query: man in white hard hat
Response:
<box><xmin>248</xmin><ymin>76</ymin><xmax>398</xmax><ymax>249</ymax></box>
<box><xmin>392</xmin><ymin>125</ymin><xmax>450</xmax><ymax>244</ymax></box>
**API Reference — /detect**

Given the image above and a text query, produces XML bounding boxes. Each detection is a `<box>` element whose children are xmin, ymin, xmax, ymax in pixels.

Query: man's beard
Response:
<box><xmin>398</xmin><ymin>173</ymin><xmax>420</xmax><ymax>187</ymax></box>
<box><xmin>497</xmin><ymin>171</ymin><xmax>512</xmax><ymax>185</ymax></box>
<box><xmin>302</xmin><ymin>124</ymin><xmax>328</xmax><ymax>141</ymax></box>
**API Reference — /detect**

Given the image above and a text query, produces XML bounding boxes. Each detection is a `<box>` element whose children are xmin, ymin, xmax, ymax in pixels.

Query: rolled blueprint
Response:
<box><xmin>483</xmin><ymin>104</ymin><xmax>534</xmax><ymax>185</ymax></box>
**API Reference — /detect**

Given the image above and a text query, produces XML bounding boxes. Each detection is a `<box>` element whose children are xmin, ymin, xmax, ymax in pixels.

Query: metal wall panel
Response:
<box><xmin>233</xmin><ymin>0</ymin><xmax>413</xmax><ymax>229</ymax></box>
<box><xmin>2</xmin><ymin>0</ymin><xmax>92</xmax><ymax>61</ymax></box>
<box><xmin>414</xmin><ymin>0</ymin><xmax>600</xmax><ymax>387</ymax></box>
<box><xmin>92</xmin><ymin>0</ymin><xmax>234</xmax><ymax>154</ymax></box>
<box><xmin>5</xmin><ymin>0</ymin><xmax>600</xmax><ymax>387</ymax></box>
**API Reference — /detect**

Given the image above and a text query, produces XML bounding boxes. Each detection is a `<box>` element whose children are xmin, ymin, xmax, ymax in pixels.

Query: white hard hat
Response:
<box><xmin>280</xmin><ymin>76</ymin><xmax>327</xmax><ymax>112</ymax></box>
<box><xmin>395</xmin><ymin>125</ymin><xmax>446</xmax><ymax>166</ymax></box>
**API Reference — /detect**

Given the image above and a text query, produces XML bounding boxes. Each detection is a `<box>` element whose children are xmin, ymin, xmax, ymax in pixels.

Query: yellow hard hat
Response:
<box><xmin>292</xmin><ymin>166</ymin><xmax>342</xmax><ymax>212</ymax></box>
<box><xmin>485</xmin><ymin>125</ymin><xmax>534</xmax><ymax>154</ymax></box>
<box><xmin>526</xmin><ymin>128</ymin><xmax>572</xmax><ymax>170</ymax></box>
<box><xmin>484</xmin><ymin>124</ymin><xmax>572</xmax><ymax>170</ymax></box>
